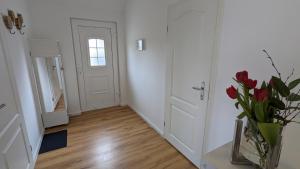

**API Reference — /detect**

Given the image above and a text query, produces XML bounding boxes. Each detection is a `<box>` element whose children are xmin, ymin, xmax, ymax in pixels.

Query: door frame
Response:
<box><xmin>163</xmin><ymin>0</ymin><xmax>224</xmax><ymax>161</ymax></box>
<box><xmin>71</xmin><ymin>18</ymin><xmax>121</xmax><ymax>112</ymax></box>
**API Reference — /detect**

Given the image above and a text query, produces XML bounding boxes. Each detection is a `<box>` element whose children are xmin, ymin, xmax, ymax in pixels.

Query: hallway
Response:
<box><xmin>35</xmin><ymin>107</ymin><xmax>196</xmax><ymax>169</ymax></box>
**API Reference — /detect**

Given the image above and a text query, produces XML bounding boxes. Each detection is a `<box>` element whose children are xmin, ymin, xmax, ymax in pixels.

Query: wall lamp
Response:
<box><xmin>2</xmin><ymin>9</ymin><xmax>26</xmax><ymax>35</ymax></box>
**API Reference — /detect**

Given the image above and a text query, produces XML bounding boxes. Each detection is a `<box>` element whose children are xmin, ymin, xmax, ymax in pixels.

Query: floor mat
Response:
<box><xmin>39</xmin><ymin>130</ymin><xmax>67</xmax><ymax>154</ymax></box>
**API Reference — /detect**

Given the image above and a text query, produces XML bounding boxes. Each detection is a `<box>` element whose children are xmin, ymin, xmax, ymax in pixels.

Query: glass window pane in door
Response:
<box><xmin>88</xmin><ymin>39</ymin><xmax>106</xmax><ymax>67</ymax></box>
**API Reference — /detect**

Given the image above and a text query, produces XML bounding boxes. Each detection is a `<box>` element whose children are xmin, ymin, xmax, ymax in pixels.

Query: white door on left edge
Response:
<box><xmin>0</xmin><ymin>35</ymin><xmax>33</xmax><ymax>169</ymax></box>
<box><xmin>76</xmin><ymin>26</ymin><xmax>118</xmax><ymax>111</ymax></box>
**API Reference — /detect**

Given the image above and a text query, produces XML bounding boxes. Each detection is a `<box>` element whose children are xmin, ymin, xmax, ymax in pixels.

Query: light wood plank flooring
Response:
<box><xmin>54</xmin><ymin>95</ymin><xmax>65</xmax><ymax>112</ymax></box>
<box><xmin>35</xmin><ymin>106</ymin><xmax>197</xmax><ymax>169</ymax></box>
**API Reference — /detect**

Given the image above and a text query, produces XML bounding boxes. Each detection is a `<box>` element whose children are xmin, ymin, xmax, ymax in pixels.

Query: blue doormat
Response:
<box><xmin>39</xmin><ymin>130</ymin><xmax>67</xmax><ymax>154</ymax></box>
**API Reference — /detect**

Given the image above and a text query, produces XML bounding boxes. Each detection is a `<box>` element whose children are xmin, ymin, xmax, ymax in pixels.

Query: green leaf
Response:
<box><xmin>288</xmin><ymin>78</ymin><xmax>300</xmax><ymax>90</ymax></box>
<box><xmin>261</xmin><ymin>81</ymin><xmax>267</xmax><ymax>88</ymax></box>
<box><xmin>251</xmin><ymin>100</ymin><xmax>256</xmax><ymax>111</ymax></box>
<box><xmin>270</xmin><ymin>98</ymin><xmax>285</xmax><ymax>110</ymax></box>
<box><xmin>287</xmin><ymin>93</ymin><xmax>300</xmax><ymax>101</ymax></box>
<box><xmin>237</xmin><ymin>92</ymin><xmax>250</xmax><ymax>115</ymax></box>
<box><xmin>263</xmin><ymin>101</ymin><xmax>273</xmax><ymax>121</ymax></box>
<box><xmin>237</xmin><ymin>112</ymin><xmax>247</xmax><ymax>119</ymax></box>
<box><xmin>272</xmin><ymin>76</ymin><xmax>290</xmax><ymax>97</ymax></box>
<box><xmin>235</xmin><ymin>102</ymin><xmax>239</xmax><ymax>109</ymax></box>
<box><xmin>255</xmin><ymin>102</ymin><xmax>265</xmax><ymax>122</ymax></box>
<box><xmin>258</xmin><ymin>123</ymin><xmax>281</xmax><ymax>147</ymax></box>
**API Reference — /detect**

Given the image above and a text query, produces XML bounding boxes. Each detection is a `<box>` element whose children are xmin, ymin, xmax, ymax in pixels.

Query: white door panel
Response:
<box><xmin>72</xmin><ymin>19</ymin><xmax>120</xmax><ymax>112</ymax></box>
<box><xmin>170</xmin><ymin>106</ymin><xmax>195</xmax><ymax>149</ymax></box>
<box><xmin>85</xmin><ymin>75</ymin><xmax>109</xmax><ymax>92</ymax></box>
<box><xmin>0</xmin><ymin>35</ymin><xmax>32</xmax><ymax>169</ymax></box>
<box><xmin>165</xmin><ymin>0</ymin><xmax>219</xmax><ymax>167</ymax></box>
<box><xmin>0</xmin><ymin>48</ymin><xmax>18</xmax><ymax>131</ymax></box>
<box><xmin>0</xmin><ymin>116</ymin><xmax>30</xmax><ymax>169</ymax></box>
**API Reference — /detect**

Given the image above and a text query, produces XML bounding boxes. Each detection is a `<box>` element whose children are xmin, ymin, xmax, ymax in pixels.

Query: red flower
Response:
<box><xmin>245</xmin><ymin>79</ymin><xmax>257</xmax><ymax>89</ymax></box>
<box><xmin>236</xmin><ymin>71</ymin><xmax>248</xmax><ymax>83</ymax></box>
<box><xmin>226</xmin><ymin>86</ymin><xmax>238</xmax><ymax>99</ymax></box>
<box><xmin>254</xmin><ymin>88</ymin><xmax>268</xmax><ymax>102</ymax></box>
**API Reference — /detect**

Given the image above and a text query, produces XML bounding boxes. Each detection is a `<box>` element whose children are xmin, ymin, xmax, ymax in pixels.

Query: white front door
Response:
<box><xmin>72</xmin><ymin>19</ymin><xmax>120</xmax><ymax>112</ymax></box>
<box><xmin>0</xmin><ymin>37</ymin><xmax>33</xmax><ymax>169</ymax></box>
<box><xmin>165</xmin><ymin>0</ymin><xmax>219</xmax><ymax>167</ymax></box>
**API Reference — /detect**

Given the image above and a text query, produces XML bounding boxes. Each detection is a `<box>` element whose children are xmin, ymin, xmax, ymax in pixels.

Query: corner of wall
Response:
<box><xmin>129</xmin><ymin>105</ymin><xmax>164</xmax><ymax>136</ymax></box>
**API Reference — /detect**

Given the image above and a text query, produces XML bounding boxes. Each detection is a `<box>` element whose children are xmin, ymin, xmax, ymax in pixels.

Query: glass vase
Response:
<box><xmin>241</xmin><ymin>121</ymin><xmax>283</xmax><ymax>169</ymax></box>
<box><xmin>260</xmin><ymin>130</ymin><xmax>283</xmax><ymax>169</ymax></box>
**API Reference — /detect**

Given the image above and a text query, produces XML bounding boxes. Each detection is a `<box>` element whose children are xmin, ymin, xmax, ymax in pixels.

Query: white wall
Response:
<box><xmin>205</xmin><ymin>0</ymin><xmax>300</xmax><ymax>156</ymax></box>
<box><xmin>28</xmin><ymin>0</ymin><xmax>128</xmax><ymax>115</ymax></box>
<box><xmin>0</xmin><ymin>0</ymin><xmax>44</xmax><ymax>159</ymax></box>
<box><xmin>125</xmin><ymin>0</ymin><xmax>179</xmax><ymax>134</ymax></box>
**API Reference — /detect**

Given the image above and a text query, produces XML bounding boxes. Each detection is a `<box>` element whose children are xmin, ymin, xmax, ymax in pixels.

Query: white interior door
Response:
<box><xmin>165</xmin><ymin>0</ymin><xmax>219</xmax><ymax>167</ymax></box>
<box><xmin>0</xmin><ymin>37</ymin><xmax>33</xmax><ymax>169</ymax></box>
<box><xmin>72</xmin><ymin>20</ymin><xmax>120</xmax><ymax>112</ymax></box>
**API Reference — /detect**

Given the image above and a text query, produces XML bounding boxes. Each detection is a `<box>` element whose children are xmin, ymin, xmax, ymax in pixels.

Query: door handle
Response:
<box><xmin>0</xmin><ymin>104</ymin><xmax>6</xmax><ymax>110</ymax></box>
<box><xmin>192</xmin><ymin>86</ymin><xmax>203</xmax><ymax>91</ymax></box>
<box><xmin>192</xmin><ymin>81</ymin><xmax>206</xmax><ymax>100</ymax></box>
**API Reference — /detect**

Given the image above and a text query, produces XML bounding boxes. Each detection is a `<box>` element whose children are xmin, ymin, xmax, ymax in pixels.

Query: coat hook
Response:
<box><xmin>19</xmin><ymin>30</ymin><xmax>24</xmax><ymax>35</ymax></box>
<box><xmin>10</xmin><ymin>30</ymin><xmax>16</xmax><ymax>34</ymax></box>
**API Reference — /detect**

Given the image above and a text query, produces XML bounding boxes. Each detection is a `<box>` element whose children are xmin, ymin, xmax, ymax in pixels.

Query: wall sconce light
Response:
<box><xmin>7</xmin><ymin>10</ymin><xmax>16</xmax><ymax>23</ymax></box>
<box><xmin>2</xmin><ymin>9</ymin><xmax>25</xmax><ymax>35</ymax></box>
<box><xmin>15</xmin><ymin>13</ymin><xmax>26</xmax><ymax>35</ymax></box>
<box><xmin>2</xmin><ymin>15</ymin><xmax>15</xmax><ymax>34</ymax></box>
<box><xmin>136</xmin><ymin>39</ymin><xmax>145</xmax><ymax>51</ymax></box>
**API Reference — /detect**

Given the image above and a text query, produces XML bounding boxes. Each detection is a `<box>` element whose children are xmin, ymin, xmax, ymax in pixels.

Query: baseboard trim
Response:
<box><xmin>69</xmin><ymin>111</ymin><xmax>82</xmax><ymax>117</ymax></box>
<box><xmin>129</xmin><ymin>106</ymin><xmax>164</xmax><ymax>136</ymax></box>
<box><xmin>30</xmin><ymin>128</ymin><xmax>44</xmax><ymax>169</ymax></box>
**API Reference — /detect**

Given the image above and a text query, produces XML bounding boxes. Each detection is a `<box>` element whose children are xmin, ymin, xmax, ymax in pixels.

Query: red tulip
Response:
<box><xmin>254</xmin><ymin>88</ymin><xmax>268</xmax><ymax>102</ymax></box>
<box><xmin>226</xmin><ymin>86</ymin><xmax>238</xmax><ymax>99</ymax></box>
<box><xmin>236</xmin><ymin>71</ymin><xmax>249</xmax><ymax>83</ymax></box>
<box><xmin>245</xmin><ymin>79</ymin><xmax>257</xmax><ymax>89</ymax></box>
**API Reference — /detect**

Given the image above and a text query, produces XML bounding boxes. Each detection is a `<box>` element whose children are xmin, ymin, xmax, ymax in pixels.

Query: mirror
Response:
<box><xmin>35</xmin><ymin>56</ymin><xmax>65</xmax><ymax>113</ymax></box>
<box><xmin>30</xmin><ymin>39</ymin><xmax>69</xmax><ymax>128</ymax></box>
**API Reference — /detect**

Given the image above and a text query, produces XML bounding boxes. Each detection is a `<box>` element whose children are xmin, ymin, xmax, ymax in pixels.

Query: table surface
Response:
<box><xmin>201</xmin><ymin>142</ymin><xmax>295</xmax><ymax>169</ymax></box>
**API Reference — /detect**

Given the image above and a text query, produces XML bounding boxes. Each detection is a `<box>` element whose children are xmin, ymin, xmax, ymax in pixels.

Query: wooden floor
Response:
<box><xmin>35</xmin><ymin>106</ymin><xmax>197</xmax><ymax>169</ymax></box>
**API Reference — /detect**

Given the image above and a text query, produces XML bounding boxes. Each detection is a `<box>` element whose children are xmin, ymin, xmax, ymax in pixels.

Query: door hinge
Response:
<box><xmin>164</xmin><ymin>121</ymin><xmax>166</xmax><ymax>127</ymax></box>
<box><xmin>29</xmin><ymin>51</ymin><xmax>32</xmax><ymax>56</ymax></box>
<box><xmin>167</xmin><ymin>25</ymin><xmax>169</xmax><ymax>33</ymax></box>
<box><xmin>30</xmin><ymin>145</ymin><xmax>33</xmax><ymax>152</ymax></box>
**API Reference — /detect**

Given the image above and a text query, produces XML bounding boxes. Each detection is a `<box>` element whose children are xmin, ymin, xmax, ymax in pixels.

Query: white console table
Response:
<box><xmin>201</xmin><ymin>143</ymin><xmax>296</xmax><ymax>169</ymax></box>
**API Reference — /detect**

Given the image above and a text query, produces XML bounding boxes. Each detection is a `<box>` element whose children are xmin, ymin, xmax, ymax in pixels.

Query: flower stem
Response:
<box><xmin>263</xmin><ymin>50</ymin><xmax>282</xmax><ymax>79</ymax></box>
